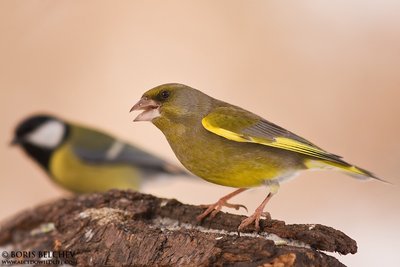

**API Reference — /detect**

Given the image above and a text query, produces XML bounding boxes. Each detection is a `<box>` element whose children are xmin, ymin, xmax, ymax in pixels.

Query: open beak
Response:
<box><xmin>130</xmin><ymin>97</ymin><xmax>161</xmax><ymax>122</ymax></box>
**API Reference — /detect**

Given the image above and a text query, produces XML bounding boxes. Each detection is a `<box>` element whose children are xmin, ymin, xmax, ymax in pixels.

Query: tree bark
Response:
<box><xmin>0</xmin><ymin>190</ymin><xmax>356</xmax><ymax>266</ymax></box>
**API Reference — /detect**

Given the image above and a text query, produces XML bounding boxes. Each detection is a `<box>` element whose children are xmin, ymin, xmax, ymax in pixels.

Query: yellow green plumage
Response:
<box><xmin>131</xmin><ymin>83</ymin><xmax>384</xmax><ymax>230</ymax></box>
<box><xmin>13</xmin><ymin>114</ymin><xmax>186</xmax><ymax>194</ymax></box>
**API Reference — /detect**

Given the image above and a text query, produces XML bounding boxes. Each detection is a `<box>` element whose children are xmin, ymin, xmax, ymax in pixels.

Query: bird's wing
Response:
<box><xmin>70</xmin><ymin>126</ymin><xmax>185</xmax><ymax>175</ymax></box>
<box><xmin>202</xmin><ymin>106</ymin><xmax>347</xmax><ymax>164</ymax></box>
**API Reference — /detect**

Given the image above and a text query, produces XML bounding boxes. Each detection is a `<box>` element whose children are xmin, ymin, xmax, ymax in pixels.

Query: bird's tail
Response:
<box><xmin>304</xmin><ymin>159</ymin><xmax>389</xmax><ymax>183</ymax></box>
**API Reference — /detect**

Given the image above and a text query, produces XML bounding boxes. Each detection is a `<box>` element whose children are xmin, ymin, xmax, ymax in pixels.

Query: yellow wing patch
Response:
<box><xmin>202</xmin><ymin>117</ymin><xmax>340</xmax><ymax>163</ymax></box>
<box><xmin>202</xmin><ymin>112</ymin><xmax>382</xmax><ymax>181</ymax></box>
<box><xmin>201</xmin><ymin>117</ymin><xmax>249</xmax><ymax>143</ymax></box>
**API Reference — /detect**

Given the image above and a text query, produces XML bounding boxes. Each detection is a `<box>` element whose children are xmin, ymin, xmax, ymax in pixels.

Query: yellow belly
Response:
<box><xmin>49</xmin><ymin>144</ymin><xmax>140</xmax><ymax>193</ymax></box>
<box><xmin>191</xmin><ymin>160</ymin><xmax>282</xmax><ymax>188</ymax></box>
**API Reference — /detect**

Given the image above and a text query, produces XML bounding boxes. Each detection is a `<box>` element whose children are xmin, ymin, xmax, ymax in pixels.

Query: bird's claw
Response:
<box><xmin>224</xmin><ymin>203</ymin><xmax>248</xmax><ymax>212</ymax></box>
<box><xmin>197</xmin><ymin>201</ymin><xmax>247</xmax><ymax>221</ymax></box>
<box><xmin>261</xmin><ymin>211</ymin><xmax>271</xmax><ymax>221</ymax></box>
<box><xmin>238</xmin><ymin>215</ymin><xmax>259</xmax><ymax>232</ymax></box>
<box><xmin>238</xmin><ymin>211</ymin><xmax>271</xmax><ymax>232</ymax></box>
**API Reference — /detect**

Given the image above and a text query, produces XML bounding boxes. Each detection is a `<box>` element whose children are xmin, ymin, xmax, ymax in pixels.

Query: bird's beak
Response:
<box><xmin>130</xmin><ymin>97</ymin><xmax>161</xmax><ymax>122</ymax></box>
<box><xmin>10</xmin><ymin>137</ymin><xmax>20</xmax><ymax>146</ymax></box>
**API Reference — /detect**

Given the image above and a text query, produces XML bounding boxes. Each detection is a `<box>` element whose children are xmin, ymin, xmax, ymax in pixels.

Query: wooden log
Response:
<box><xmin>0</xmin><ymin>190</ymin><xmax>356</xmax><ymax>266</ymax></box>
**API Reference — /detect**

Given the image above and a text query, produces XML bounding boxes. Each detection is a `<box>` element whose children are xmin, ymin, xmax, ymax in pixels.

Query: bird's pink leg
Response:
<box><xmin>197</xmin><ymin>188</ymin><xmax>248</xmax><ymax>221</ymax></box>
<box><xmin>237</xmin><ymin>192</ymin><xmax>274</xmax><ymax>231</ymax></box>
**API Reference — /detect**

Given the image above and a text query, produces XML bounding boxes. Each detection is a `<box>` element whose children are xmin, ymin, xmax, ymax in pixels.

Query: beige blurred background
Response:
<box><xmin>1</xmin><ymin>1</ymin><xmax>399</xmax><ymax>266</ymax></box>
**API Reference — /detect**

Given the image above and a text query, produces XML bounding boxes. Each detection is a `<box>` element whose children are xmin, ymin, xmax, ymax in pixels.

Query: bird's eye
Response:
<box><xmin>160</xmin><ymin>90</ymin><xmax>170</xmax><ymax>99</ymax></box>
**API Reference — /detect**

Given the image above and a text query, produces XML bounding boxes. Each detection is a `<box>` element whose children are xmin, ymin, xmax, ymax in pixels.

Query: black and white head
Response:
<box><xmin>11</xmin><ymin>114</ymin><xmax>69</xmax><ymax>170</ymax></box>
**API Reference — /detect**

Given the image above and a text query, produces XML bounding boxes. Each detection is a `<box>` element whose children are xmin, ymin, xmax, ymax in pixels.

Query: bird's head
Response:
<box><xmin>11</xmin><ymin>114</ymin><xmax>68</xmax><ymax>150</ymax></box>
<box><xmin>131</xmin><ymin>83</ymin><xmax>212</xmax><ymax>124</ymax></box>
<box><xmin>11</xmin><ymin>114</ymin><xmax>69</xmax><ymax>170</ymax></box>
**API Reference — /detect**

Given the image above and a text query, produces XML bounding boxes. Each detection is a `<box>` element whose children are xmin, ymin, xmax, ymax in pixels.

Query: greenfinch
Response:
<box><xmin>130</xmin><ymin>83</ymin><xmax>383</xmax><ymax>231</ymax></box>
<box><xmin>12</xmin><ymin>114</ymin><xmax>186</xmax><ymax>193</ymax></box>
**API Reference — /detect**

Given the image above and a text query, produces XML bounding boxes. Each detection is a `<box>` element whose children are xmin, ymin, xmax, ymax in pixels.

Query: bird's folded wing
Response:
<box><xmin>201</xmin><ymin>106</ymin><xmax>347</xmax><ymax>164</ymax></box>
<box><xmin>71</xmin><ymin>127</ymin><xmax>184</xmax><ymax>174</ymax></box>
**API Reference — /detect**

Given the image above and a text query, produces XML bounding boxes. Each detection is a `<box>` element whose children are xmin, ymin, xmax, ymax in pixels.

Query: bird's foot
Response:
<box><xmin>197</xmin><ymin>200</ymin><xmax>247</xmax><ymax>221</ymax></box>
<box><xmin>238</xmin><ymin>211</ymin><xmax>271</xmax><ymax>232</ymax></box>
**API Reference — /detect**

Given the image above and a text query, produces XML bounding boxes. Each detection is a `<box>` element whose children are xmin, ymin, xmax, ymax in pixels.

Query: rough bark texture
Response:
<box><xmin>0</xmin><ymin>190</ymin><xmax>357</xmax><ymax>266</ymax></box>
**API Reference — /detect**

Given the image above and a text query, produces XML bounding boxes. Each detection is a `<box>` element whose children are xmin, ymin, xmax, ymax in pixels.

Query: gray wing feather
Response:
<box><xmin>242</xmin><ymin>119</ymin><xmax>346</xmax><ymax>163</ymax></box>
<box><xmin>70</xmin><ymin>126</ymin><xmax>184</xmax><ymax>175</ymax></box>
<box><xmin>243</xmin><ymin>119</ymin><xmax>319</xmax><ymax>148</ymax></box>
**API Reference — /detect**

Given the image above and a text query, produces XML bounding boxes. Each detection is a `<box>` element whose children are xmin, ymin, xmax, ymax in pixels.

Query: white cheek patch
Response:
<box><xmin>26</xmin><ymin>120</ymin><xmax>66</xmax><ymax>148</ymax></box>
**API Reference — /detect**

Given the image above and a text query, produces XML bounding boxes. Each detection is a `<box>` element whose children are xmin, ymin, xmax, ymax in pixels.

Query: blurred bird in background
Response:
<box><xmin>11</xmin><ymin>114</ymin><xmax>187</xmax><ymax>193</ymax></box>
<box><xmin>131</xmin><ymin>83</ymin><xmax>385</xmax><ymax>231</ymax></box>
